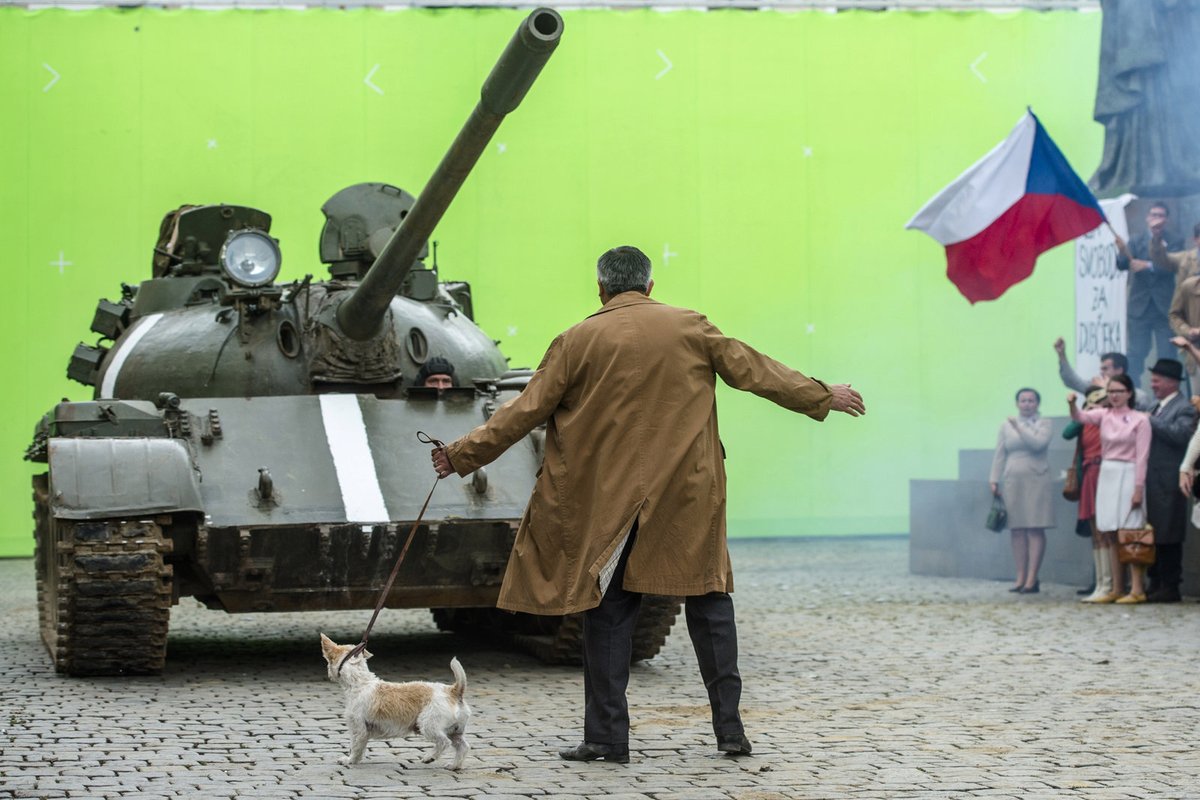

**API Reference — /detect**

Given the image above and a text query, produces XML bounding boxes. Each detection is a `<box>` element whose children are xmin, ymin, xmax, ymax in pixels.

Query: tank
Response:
<box><xmin>26</xmin><ymin>8</ymin><xmax>681</xmax><ymax>677</ymax></box>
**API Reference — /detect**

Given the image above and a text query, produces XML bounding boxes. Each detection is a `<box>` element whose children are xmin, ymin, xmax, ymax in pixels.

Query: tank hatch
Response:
<box><xmin>319</xmin><ymin>183</ymin><xmax>425</xmax><ymax>281</ymax></box>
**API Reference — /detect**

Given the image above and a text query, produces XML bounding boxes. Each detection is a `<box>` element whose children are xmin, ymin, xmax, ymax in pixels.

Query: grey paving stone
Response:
<box><xmin>3</xmin><ymin>538</ymin><xmax>1200</xmax><ymax>799</ymax></box>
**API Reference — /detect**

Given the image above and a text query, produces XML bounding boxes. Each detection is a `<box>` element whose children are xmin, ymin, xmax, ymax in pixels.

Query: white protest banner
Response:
<box><xmin>1074</xmin><ymin>194</ymin><xmax>1135</xmax><ymax>382</ymax></box>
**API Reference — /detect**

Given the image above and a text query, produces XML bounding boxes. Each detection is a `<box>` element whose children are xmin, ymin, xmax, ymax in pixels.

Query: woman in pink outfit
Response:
<box><xmin>1068</xmin><ymin>373</ymin><xmax>1152</xmax><ymax>603</ymax></box>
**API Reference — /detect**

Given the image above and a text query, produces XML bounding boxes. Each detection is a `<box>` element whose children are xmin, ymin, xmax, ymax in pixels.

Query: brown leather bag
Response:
<box><xmin>1117</xmin><ymin>523</ymin><xmax>1156</xmax><ymax>566</ymax></box>
<box><xmin>1062</xmin><ymin>440</ymin><xmax>1082</xmax><ymax>501</ymax></box>
<box><xmin>1062</xmin><ymin>467</ymin><xmax>1080</xmax><ymax>501</ymax></box>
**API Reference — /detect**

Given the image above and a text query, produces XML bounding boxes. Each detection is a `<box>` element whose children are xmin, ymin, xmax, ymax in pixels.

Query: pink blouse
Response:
<box><xmin>1074</xmin><ymin>406</ymin><xmax>1151</xmax><ymax>487</ymax></box>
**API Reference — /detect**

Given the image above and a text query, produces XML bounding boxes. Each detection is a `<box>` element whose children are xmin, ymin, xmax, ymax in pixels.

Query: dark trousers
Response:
<box><xmin>582</xmin><ymin>530</ymin><xmax>743</xmax><ymax>745</ymax></box>
<box><xmin>1127</xmin><ymin>312</ymin><xmax>1175</xmax><ymax>387</ymax></box>
<box><xmin>1152</xmin><ymin>542</ymin><xmax>1183</xmax><ymax>593</ymax></box>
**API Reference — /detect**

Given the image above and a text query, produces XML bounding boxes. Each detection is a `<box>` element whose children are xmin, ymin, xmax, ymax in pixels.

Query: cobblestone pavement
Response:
<box><xmin>3</xmin><ymin>537</ymin><xmax>1200</xmax><ymax>800</ymax></box>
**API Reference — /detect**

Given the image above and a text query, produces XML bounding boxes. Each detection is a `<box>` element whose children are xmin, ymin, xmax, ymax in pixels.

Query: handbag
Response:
<box><xmin>1062</xmin><ymin>440</ymin><xmax>1082</xmax><ymax>502</ymax></box>
<box><xmin>985</xmin><ymin>494</ymin><xmax>1007</xmax><ymax>532</ymax></box>
<box><xmin>1117</xmin><ymin>513</ymin><xmax>1156</xmax><ymax>566</ymax></box>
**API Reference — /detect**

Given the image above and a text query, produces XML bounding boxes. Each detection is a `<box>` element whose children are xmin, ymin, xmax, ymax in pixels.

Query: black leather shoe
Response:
<box><xmin>1018</xmin><ymin>582</ymin><xmax>1040</xmax><ymax>594</ymax></box>
<box><xmin>717</xmin><ymin>733</ymin><xmax>753</xmax><ymax>756</ymax></box>
<box><xmin>1076</xmin><ymin>584</ymin><xmax>1095</xmax><ymax>596</ymax></box>
<box><xmin>1146</xmin><ymin>588</ymin><xmax>1181</xmax><ymax>603</ymax></box>
<box><xmin>558</xmin><ymin>742</ymin><xmax>630</xmax><ymax>764</ymax></box>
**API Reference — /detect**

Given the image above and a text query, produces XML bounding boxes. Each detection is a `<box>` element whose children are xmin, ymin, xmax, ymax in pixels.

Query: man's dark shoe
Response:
<box><xmin>1147</xmin><ymin>588</ymin><xmax>1181</xmax><ymax>603</ymax></box>
<box><xmin>558</xmin><ymin>742</ymin><xmax>630</xmax><ymax>764</ymax></box>
<box><xmin>717</xmin><ymin>733</ymin><xmax>753</xmax><ymax>756</ymax></box>
<box><xmin>1076</xmin><ymin>584</ymin><xmax>1095</xmax><ymax>596</ymax></box>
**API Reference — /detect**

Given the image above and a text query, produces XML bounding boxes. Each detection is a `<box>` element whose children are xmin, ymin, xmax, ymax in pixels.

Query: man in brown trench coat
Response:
<box><xmin>432</xmin><ymin>246</ymin><xmax>866</xmax><ymax>763</ymax></box>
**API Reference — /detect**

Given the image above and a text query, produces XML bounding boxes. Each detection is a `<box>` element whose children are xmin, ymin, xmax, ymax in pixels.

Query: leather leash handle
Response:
<box><xmin>338</xmin><ymin>431</ymin><xmax>447</xmax><ymax>674</ymax></box>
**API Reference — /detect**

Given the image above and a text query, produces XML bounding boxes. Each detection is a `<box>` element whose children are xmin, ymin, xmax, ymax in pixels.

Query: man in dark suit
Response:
<box><xmin>1143</xmin><ymin>358</ymin><xmax>1197</xmax><ymax>603</ymax></box>
<box><xmin>1116</xmin><ymin>203</ymin><xmax>1184</xmax><ymax>386</ymax></box>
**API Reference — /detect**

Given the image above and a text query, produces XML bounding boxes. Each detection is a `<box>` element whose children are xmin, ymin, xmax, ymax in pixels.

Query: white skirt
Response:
<box><xmin>1095</xmin><ymin>459</ymin><xmax>1145</xmax><ymax>532</ymax></box>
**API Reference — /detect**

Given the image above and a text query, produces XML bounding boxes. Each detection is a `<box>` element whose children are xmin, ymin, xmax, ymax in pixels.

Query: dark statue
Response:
<box><xmin>1091</xmin><ymin>0</ymin><xmax>1200</xmax><ymax>198</ymax></box>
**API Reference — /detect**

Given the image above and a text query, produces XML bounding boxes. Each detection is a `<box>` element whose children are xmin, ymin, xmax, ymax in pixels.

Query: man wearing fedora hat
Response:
<box><xmin>1143</xmin><ymin>358</ymin><xmax>1197</xmax><ymax>603</ymax></box>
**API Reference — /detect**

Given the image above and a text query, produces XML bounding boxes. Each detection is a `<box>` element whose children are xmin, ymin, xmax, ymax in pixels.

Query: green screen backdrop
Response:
<box><xmin>0</xmin><ymin>7</ymin><xmax>1102</xmax><ymax>557</ymax></box>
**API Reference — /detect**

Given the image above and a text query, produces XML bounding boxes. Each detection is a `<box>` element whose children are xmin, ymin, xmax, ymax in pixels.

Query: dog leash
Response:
<box><xmin>338</xmin><ymin>430</ymin><xmax>447</xmax><ymax>675</ymax></box>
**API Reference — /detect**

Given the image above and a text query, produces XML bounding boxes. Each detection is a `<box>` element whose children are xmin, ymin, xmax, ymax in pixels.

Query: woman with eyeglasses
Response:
<box><xmin>1068</xmin><ymin>373</ymin><xmax>1152</xmax><ymax>603</ymax></box>
<box><xmin>989</xmin><ymin>388</ymin><xmax>1054</xmax><ymax>593</ymax></box>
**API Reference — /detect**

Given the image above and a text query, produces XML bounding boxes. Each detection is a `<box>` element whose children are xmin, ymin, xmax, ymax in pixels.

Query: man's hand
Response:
<box><xmin>431</xmin><ymin>447</ymin><xmax>455</xmax><ymax>479</ymax></box>
<box><xmin>1067</xmin><ymin>391</ymin><xmax>1078</xmax><ymax>406</ymax></box>
<box><xmin>1180</xmin><ymin>471</ymin><xmax>1194</xmax><ymax>499</ymax></box>
<box><xmin>1130</xmin><ymin>259</ymin><xmax>1152</xmax><ymax>273</ymax></box>
<box><xmin>1053</xmin><ymin>337</ymin><xmax>1067</xmax><ymax>360</ymax></box>
<box><xmin>828</xmin><ymin>384</ymin><xmax>865</xmax><ymax>417</ymax></box>
<box><xmin>1172</xmin><ymin>335</ymin><xmax>1190</xmax><ymax>348</ymax></box>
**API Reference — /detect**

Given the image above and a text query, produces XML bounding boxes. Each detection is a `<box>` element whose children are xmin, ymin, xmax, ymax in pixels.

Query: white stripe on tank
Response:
<box><xmin>98</xmin><ymin>313</ymin><xmax>164</xmax><ymax>399</ymax></box>
<box><xmin>318</xmin><ymin>394</ymin><xmax>391</xmax><ymax>524</ymax></box>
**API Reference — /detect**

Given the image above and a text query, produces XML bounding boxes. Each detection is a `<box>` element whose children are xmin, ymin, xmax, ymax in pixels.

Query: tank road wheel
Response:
<box><xmin>511</xmin><ymin>595</ymin><xmax>683</xmax><ymax>665</ymax></box>
<box><xmin>34</xmin><ymin>505</ymin><xmax>174</xmax><ymax>676</ymax></box>
<box><xmin>430</xmin><ymin>607</ymin><xmax>490</xmax><ymax>632</ymax></box>
<box><xmin>630</xmin><ymin>595</ymin><xmax>683</xmax><ymax>662</ymax></box>
<box><xmin>512</xmin><ymin>612</ymin><xmax>584</xmax><ymax>665</ymax></box>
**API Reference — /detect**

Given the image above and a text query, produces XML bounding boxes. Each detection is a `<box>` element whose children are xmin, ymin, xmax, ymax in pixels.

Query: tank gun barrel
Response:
<box><xmin>337</xmin><ymin>8</ymin><xmax>564</xmax><ymax>340</ymax></box>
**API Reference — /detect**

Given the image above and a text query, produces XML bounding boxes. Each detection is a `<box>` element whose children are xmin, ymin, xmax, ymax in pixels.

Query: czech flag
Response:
<box><xmin>906</xmin><ymin>110</ymin><xmax>1105</xmax><ymax>304</ymax></box>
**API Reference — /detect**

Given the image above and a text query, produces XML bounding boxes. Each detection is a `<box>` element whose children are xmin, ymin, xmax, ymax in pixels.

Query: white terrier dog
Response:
<box><xmin>319</xmin><ymin>633</ymin><xmax>471</xmax><ymax>769</ymax></box>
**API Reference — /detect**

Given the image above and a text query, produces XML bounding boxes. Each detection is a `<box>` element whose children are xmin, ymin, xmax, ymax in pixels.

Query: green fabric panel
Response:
<box><xmin>0</xmin><ymin>8</ymin><xmax>1102</xmax><ymax>556</ymax></box>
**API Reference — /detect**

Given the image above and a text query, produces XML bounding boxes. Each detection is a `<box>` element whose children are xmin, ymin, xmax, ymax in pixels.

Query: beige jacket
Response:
<box><xmin>444</xmin><ymin>292</ymin><xmax>833</xmax><ymax>615</ymax></box>
<box><xmin>1169</xmin><ymin>274</ymin><xmax>1200</xmax><ymax>369</ymax></box>
<box><xmin>1151</xmin><ymin>239</ymin><xmax>1200</xmax><ymax>284</ymax></box>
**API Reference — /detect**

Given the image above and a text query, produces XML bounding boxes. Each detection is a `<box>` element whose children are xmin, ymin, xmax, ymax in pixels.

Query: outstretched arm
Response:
<box><xmin>704</xmin><ymin>320</ymin><xmax>841</xmax><ymax>419</ymax></box>
<box><xmin>1171</xmin><ymin>335</ymin><xmax>1200</xmax><ymax>363</ymax></box>
<box><xmin>828</xmin><ymin>384</ymin><xmax>866</xmax><ymax>417</ymax></box>
<box><xmin>1055</xmin><ymin>336</ymin><xmax>1094</xmax><ymax>393</ymax></box>
<box><xmin>437</xmin><ymin>335</ymin><xmax>571</xmax><ymax>477</ymax></box>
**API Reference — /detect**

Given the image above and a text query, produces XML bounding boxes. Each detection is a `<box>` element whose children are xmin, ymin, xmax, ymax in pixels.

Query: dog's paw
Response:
<box><xmin>420</xmin><ymin>755</ymin><xmax>436</xmax><ymax>764</ymax></box>
<box><xmin>338</xmin><ymin>756</ymin><xmax>356</xmax><ymax>766</ymax></box>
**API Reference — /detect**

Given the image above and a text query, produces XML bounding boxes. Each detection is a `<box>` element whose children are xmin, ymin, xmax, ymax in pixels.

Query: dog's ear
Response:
<box><xmin>362</xmin><ymin>649</ymin><xmax>373</xmax><ymax>661</ymax></box>
<box><xmin>319</xmin><ymin>633</ymin><xmax>339</xmax><ymax>660</ymax></box>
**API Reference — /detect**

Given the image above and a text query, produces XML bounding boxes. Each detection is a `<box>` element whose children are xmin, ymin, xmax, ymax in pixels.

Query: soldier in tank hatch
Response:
<box><xmin>415</xmin><ymin>357</ymin><xmax>456</xmax><ymax>391</ymax></box>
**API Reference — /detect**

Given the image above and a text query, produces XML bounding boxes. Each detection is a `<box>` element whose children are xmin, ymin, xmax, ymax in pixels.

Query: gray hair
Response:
<box><xmin>596</xmin><ymin>246</ymin><xmax>652</xmax><ymax>296</ymax></box>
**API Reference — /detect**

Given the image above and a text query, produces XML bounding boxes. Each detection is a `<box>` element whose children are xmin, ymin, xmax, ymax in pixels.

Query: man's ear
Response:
<box><xmin>646</xmin><ymin>278</ymin><xmax>654</xmax><ymax>297</ymax></box>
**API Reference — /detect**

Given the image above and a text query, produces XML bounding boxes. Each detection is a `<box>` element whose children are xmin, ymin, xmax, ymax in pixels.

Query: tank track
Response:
<box><xmin>513</xmin><ymin>595</ymin><xmax>683</xmax><ymax>664</ymax></box>
<box><xmin>33</xmin><ymin>474</ymin><xmax>174</xmax><ymax>676</ymax></box>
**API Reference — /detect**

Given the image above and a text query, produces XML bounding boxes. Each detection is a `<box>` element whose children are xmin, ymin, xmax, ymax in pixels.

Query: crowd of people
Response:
<box><xmin>990</xmin><ymin>202</ymin><xmax>1200</xmax><ymax>604</ymax></box>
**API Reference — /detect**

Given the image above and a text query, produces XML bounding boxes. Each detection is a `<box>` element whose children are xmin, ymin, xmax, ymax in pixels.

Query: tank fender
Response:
<box><xmin>47</xmin><ymin>437</ymin><xmax>203</xmax><ymax>520</ymax></box>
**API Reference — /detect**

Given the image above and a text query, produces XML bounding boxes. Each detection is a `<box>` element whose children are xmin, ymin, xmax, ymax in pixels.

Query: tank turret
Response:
<box><xmin>77</xmin><ymin>8</ymin><xmax>562</xmax><ymax>402</ymax></box>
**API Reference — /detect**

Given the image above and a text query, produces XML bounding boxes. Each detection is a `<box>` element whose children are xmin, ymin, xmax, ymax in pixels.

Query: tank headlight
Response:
<box><xmin>220</xmin><ymin>229</ymin><xmax>281</xmax><ymax>287</ymax></box>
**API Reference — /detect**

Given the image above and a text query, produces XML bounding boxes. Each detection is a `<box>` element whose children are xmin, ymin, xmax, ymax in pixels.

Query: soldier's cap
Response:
<box><xmin>415</xmin><ymin>356</ymin><xmax>456</xmax><ymax>386</ymax></box>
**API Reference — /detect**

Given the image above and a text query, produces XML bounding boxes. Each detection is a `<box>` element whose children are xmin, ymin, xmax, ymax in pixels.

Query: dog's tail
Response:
<box><xmin>449</xmin><ymin>657</ymin><xmax>467</xmax><ymax>703</ymax></box>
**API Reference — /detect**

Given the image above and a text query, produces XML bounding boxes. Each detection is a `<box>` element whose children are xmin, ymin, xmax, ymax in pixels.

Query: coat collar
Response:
<box><xmin>1154</xmin><ymin>391</ymin><xmax>1182</xmax><ymax>412</ymax></box>
<box><xmin>587</xmin><ymin>291</ymin><xmax>657</xmax><ymax>318</ymax></box>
